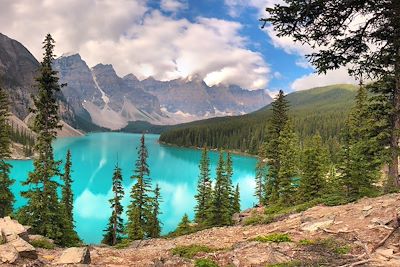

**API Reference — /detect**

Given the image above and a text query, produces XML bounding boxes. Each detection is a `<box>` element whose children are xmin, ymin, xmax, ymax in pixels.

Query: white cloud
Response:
<box><xmin>160</xmin><ymin>0</ymin><xmax>187</xmax><ymax>12</ymax></box>
<box><xmin>291</xmin><ymin>67</ymin><xmax>358</xmax><ymax>91</ymax></box>
<box><xmin>0</xmin><ymin>0</ymin><xmax>270</xmax><ymax>90</ymax></box>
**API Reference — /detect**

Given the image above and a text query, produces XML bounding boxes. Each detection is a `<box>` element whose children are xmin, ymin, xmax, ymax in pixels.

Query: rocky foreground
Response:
<box><xmin>3</xmin><ymin>194</ymin><xmax>400</xmax><ymax>266</ymax></box>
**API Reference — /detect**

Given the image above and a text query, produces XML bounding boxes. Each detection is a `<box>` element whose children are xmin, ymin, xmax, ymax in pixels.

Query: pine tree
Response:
<box><xmin>175</xmin><ymin>213</ymin><xmax>191</xmax><ymax>235</ymax></box>
<box><xmin>126</xmin><ymin>134</ymin><xmax>153</xmax><ymax>240</ymax></box>
<box><xmin>103</xmin><ymin>164</ymin><xmax>125</xmax><ymax>246</ymax></box>
<box><xmin>148</xmin><ymin>184</ymin><xmax>162</xmax><ymax>238</ymax></box>
<box><xmin>225</xmin><ymin>152</ymin><xmax>235</xmax><ymax>217</ymax></box>
<box><xmin>233</xmin><ymin>184</ymin><xmax>241</xmax><ymax>214</ymax></box>
<box><xmin>60</xmin><ymin>150</ymin><xmax>80</xmax><ymax>246</ymax></box>
<box><xmin>338</xmin><ymin>83</ymin><xmax>381</xmax><ymax>199</ymax></box>
<box><xmin>277</xmin><ymin>122</ymin><xmax>299</xmax><ymax>205</ymax></box>
<box><xmin>298</xmin><ymin>134</ymin><xmax>328</xmax><ymax>202</ymax></box>
<box><xmin>264</xmin><ymin>90</ymin><xmax>289</xmax><ymax>204</ymax></box>
<box><xmin>194</xmin><ymin>147</ymin><xmax>213</xmax><ymax>224</ymax></box>
<box><xmin>208</xmin><ymin>151</ymin><xmax>231</xmax><ymax>226</ymax></box>
<box><xmin>18</xmin><ymin>34</ymin><xmax>65</xmax><ymax>243</ymax></box>
<box><xmin>0</xmin><ymin>86</ymin><xmax>14</xmax><ymax>218</ymax></box>
<box><xmin>254</xmin><ymin>145</ymin><xmax>267</xmax><ymax>206</ymax></box>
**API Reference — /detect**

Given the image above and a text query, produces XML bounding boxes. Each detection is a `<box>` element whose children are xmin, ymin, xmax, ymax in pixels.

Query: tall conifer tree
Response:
<box><xmin>208</xmin><ymin>151</ymin><xmax>231</xmax><ymax>226</ymax></box>
<box><xmin>225</xmin><ymin>152</ymin><xmax>235</xmax><ymax>217</ymax></box>
<box><xmin>103</xmin><ymin>164</ymin><xmax>125</xmax><ymax>246</ymax></box>
<box><xmin>19</xmin><ymin>34</ymin><xmax>65</xmax><ymax>243</ymax></box>
<box><xmin>126</xmin><ymin>134</ymin><xmax>153</xmax><ymax>240</ymax></box>
<box><xmin>232</xmin><ymin>184</ymin><xmax>241</xmax><ymax>214</ymax></box>
<box><xmin>264</xmin><ymin>90</ymin><xmax>289</xmax><ymax>204</ymax></box>
<box><xmin>277</xmin><ymin>122</ymin><xmax>299</xmax><ymax>205</ymax></box>
<box><xmin>148</xmin><ymin>184</ymin><xmax>162</xmax><ymax>238</ymax></box>
<box><xmin>0</xmin><ymin>87</ymin><xmax>14</xmax><ymax>217</ymax></box>
<box><xmin>60</xmin><ymin>150</ymin><xmax>80</xmax><ymax>246</ymax></box>
<box><xmin>194</xmin><ymin>147</ymin><xmax>213</xmax><ymax>224</ymax></box>
<box><xmin>298</xmin><ymin>134</ymin><xmax>328</xmax><ymax>202</ymax></box>
<box><xmin>254</xmin><ymin>145</ymin><xmax>267</xmax><ymax>206</ymax></box>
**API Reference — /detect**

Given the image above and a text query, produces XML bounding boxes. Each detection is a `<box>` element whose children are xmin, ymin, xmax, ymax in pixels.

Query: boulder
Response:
<box><xmin>301</xmin><ymin>219</ymin><xmax>334</xmax><ymax>232</ymax></box>
<box><xmin>0</xmin><ymin>216</ymin><xmax>29</xmax><ymax>240</ymax></box>
<box><xmin>0</xmin><ymin>243</ymin><xmax>19</xmax><ymax>264</ymax></box>
<box><xmin>28</xmin><ymin>234</ymin><xmax>54</xmax><ymax>244</ymax></box>
<box><xmin>54</xmin><ymin>247</ymin><xmax>91</xmax><ymax>264</ymax></box>
<box><xmin>9</xmin><ymin>236</ymin><xmax>37</xmax><ymax>259</ymax></box>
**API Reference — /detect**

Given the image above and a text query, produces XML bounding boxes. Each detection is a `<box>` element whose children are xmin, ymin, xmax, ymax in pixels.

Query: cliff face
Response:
<box><xmin>3</xmin><ymin>193</ymin><xmax>400</xmax><ymax>266</ymax></box>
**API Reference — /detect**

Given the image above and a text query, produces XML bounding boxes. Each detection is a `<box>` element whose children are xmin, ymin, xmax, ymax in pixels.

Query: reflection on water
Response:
<box><xmin>9</xmin><ymin>133</ymin><xmax>257</xmax><ymax>244</ymax></box>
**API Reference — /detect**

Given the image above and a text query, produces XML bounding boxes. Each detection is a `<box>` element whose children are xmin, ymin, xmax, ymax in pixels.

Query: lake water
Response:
<box><xmin>8</xmin><ymin>133</ymin><xmax>257</xmax><ymax>244</ymax></box>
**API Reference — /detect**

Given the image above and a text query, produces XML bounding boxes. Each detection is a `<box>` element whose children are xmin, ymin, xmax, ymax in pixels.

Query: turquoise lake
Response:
<box><xmin>8</xmin><ymin>133</ymin><xmax>257</xmax><ymax>244</ymax></box>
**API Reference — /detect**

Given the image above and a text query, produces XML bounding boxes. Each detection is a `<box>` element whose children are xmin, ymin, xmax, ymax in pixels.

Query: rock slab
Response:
<box><xmin>54</xmin><ymin>247</ymin><xmax>91</xmax><ymax>264</ymax></box>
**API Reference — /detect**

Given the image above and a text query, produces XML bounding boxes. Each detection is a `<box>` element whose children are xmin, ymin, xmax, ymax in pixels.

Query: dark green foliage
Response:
<box><xmin>0</xmin><ymin>86</ymin><xmax>14</xmax><ymax>217</ymax></box>
<box><xmin>60</xmin><ymin>150</ymin><xmax>80</xmax><ymax>246</ymax></box>
<box><xmin>194</xmin><ymin>147</ymin><xmax>213</xmax><ymax>224</ymax></box>
<box><xmin>30</xmin><ymin>238</ymin><xmax>55</xmax><ymax>249</ymax></box>
<box><xmin>148</xmin><ymin>184</ymin><xmax>162</xmax><ymax>238</ymax></box>
<box><xmin>264</xmin><ymin>0</ymin><xmax>400</xmax><ymax>188</ymax></box>
<box><xmin>8</xmin><ymin>122</ymin><xmax>34</xmax><ymax>157</ymax></box>
<box><xmin>277</xmin><ymin>122</ymin><xmax>299</xmax><ymax>205</ymax></box>
<box><xmin>174</xmin><ymin>213</ymin><xmax>192</xmax><ymax>236</ymax></box>
<box><xmin>126</xmin><ymin>134</ymin><xmax>155</xmax><ymax>240</ymax></box>
<box><xmin>298</xmin><ymin>135</ymin><xmax>328</xmax><ymax>202</ymax></box>
<box><xmin>103</xmin><ymin>164</ymin><xmax>125</xmax><ymax>246</ymax></box>
<box><xmin>251</xmin><ymin>233</ymin><xmax>292</xmax><ymax>243</ymax></box>
<box><xmin>232</xmin><ymin>184</ymin><xmax>240</xmax><ymax>214</ymax></box>
<box><xmin>194</xmin><ymin>259</ymin><xmax>219</xmax><ymax>267</ymax></box>
<box><xmin>159</xmin><ymin>85</ymin><xmax>356</xmax><ymax>156</ymax></box>
<box><xmin>255</xmin><ymin>145</ymin><xmax>267</xmax><ymax>206</ymax></box>
<box><xmin>264</xmin><ymin>90</ymin><xmax>290</xmax><ymax>204</ymax></box>
<box><xmin>171</xmin><ymin>244</ymin><xmax>217</xmax><ymax>259</ymax></box>
<box><xmin>18</xmin><ymin>34</ymin><xmax>66</xmax><ymax>244</ymax></box>
<box><xmin>338</xmin><ymin>84</ymin><xmax>381</xmax><ymax>200</ymax></box>
<box><xmin>207</xmin><ymin>151</ymin><xmax>232</xmax><ymax>226</ymax></box>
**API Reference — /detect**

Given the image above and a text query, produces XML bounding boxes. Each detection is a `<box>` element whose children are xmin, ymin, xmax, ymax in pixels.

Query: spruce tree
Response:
<box><xmin>126</xmin><ymin>134</ymin><xmax>153</xmax><ymax>240</ymax></box>
<box><xmin>175</xmin><ymin>213</ymin><xmax>191</xmax><ymax>235</ymax></box>
<box><xmin>60</xmin><ymin>150</ymin><xmax>80</xmax><ymax>246</ymax></box>
<box><xmin>338</xmin><ymin>83</ymin><xmax>381</xmax><ymax>199</ymax></box>
<box><xmin>264</xmin><ymin>90</ymin><xmax>289</xmax><ymax>204</ymax></box>
<box><xmin>225</xmin><ymin>152</ymin><xmax>235</xmax><ymax>217</ymax></box>
<box><xmin>232</xmin><ymin>184</ymin><xmax>241</xmax><ymax>214</ymax></box>
<box><xmin>19</xmin><ymin>34</ymin><xmax>65</xmax><ymax>243</ymax></box>
<box><xmin>277</xmin><ymin>122</ymin><xmax>299</xmax><ymax>205</ymax></box>
<box><xmin>298</xmin><ymin>134</ymin><xmax>328</xmax><ymax>202</ymax></box>
<box><xmin>194</xmin><ymin>147</ymin><xmax>213</xmax><ymax>224</ymax></box>
<box><xmin>148</xmin><ymin>184</ymin><xmax>162</xmax><ymax>238</ymax></box>
<box><xmin>254</xmin><ymin>145</ymin><xmax>267</xmax><ymax>206</ymax></box>
<box><xmin>0</xmin><ymin>87</ymin><xmax>14</xmax><ymax>218</ymax></box>
<box><xmin>103</xmin><ymin>164</ymin><xmax>125</xmax><ymax>246</ymax></box>
<box><xmin>208</xmin><ymin>151</ymin><xmax>231</xmax><ymax>226</ymax></box>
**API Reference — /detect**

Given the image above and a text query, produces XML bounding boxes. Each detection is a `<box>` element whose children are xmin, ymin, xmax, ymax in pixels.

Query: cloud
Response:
<box><xmin>160</xmin><ymin>0</ymin><xmax>187</xmax><ymax>12</ymax></box>
<box><xmin>0</xmin><ymin>0</ymin><xmax>269</xmax><ymax>90</ymax></box>
<box><xmin>291</xmin><ymin>67</ymin><xmax>358</xmax><ymax>91</ymax></box>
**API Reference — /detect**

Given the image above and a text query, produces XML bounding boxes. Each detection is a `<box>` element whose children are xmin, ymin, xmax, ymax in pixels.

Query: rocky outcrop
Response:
<box><xmin>0</xmin><ymin>217</ymin><xmax>37</xmax><ymax>264</ymax></box>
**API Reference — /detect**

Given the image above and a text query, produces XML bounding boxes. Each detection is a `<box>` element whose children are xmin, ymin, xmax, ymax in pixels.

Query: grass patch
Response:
<box><xmin>114</xmin><ymin>239</ymin><xmax>132</xmax><ymax>249</ymax></box>
<box><xmin>30</xmin><ymin>238</ymin><xmax>55</xmax><ymax>249</ymax></box>
<box><xmin>267</xmin><ymin>260</ymin><xmax>303</xmax><ymax>267</ymax></box>
<box><xmin>194</xmin><ymin>258</ymin><xmax>220</xmax><ymax>267</ymax></box>
<box><xmin>172</xmin><ymin>244</ymin><xmax>218</xmax><ymax>259</ymax></box>
<box><xmin>299</xmin><ymin>238</ymin><xmax>351</xmax><ymax>255</ymax></box>
<box><xmin>251</xmin><ymin>233</ymin><xmax>292</xmax><ymax>243</ymax></box>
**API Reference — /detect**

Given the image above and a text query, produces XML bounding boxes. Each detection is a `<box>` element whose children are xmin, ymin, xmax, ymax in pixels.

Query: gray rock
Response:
<box><xmin>54</xmin><ymin>247</ymin><xmax>91</xmax><ymax>264</ymax></box>
<box><xmin>9</xmin><ymin>236</ymin><xmax>37</xmax><ymax>259</ymax></box>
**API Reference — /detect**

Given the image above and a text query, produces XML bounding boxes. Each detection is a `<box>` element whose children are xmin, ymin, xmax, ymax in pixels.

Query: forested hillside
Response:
<box><xmin>159</xmin><ymin>84</ymin><xmax>357</xmax><ymax>155</ymax></box>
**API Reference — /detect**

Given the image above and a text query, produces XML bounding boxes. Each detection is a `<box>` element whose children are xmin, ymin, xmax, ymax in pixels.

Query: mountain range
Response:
<box><xmin>0</xmin><ymin>32</ymin><xmax>273</xmax><ymax>131</ymax></box>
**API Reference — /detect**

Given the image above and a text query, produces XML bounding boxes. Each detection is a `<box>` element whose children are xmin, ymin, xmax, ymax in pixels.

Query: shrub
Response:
<box><xmin>251</xmin><ymin>233</ymin><xmax>292</xmax><ymax>243</ymax></box>
<box><xmin>172</xmin><ymin>245</ymin><xmax>216</xmax><ymax>259</ymax></box>
<box><xmin>298</xmin><ymin>239</ymin><xmax>316</xmax><ymax>246</ymax></box>
<box><xmin>267</xmin><ymin>261</ymin><xmax>303</xmax><ymax>267</ymax></box>
<box><xmin>300</xmin><ymin>238</ymin><xmax>351</xmax><ymax>255</ymax></box>
<box><xmin>30</xmin><ymin>238</ymin><xmax>55</xmax><ymax>249</ymax></box>
<box><xmin>114</xmin><ymin>239</ymin><xmax>131</xmax><ymax>249</ymax></box>
<box><xmin>194</xmin><ymin>259</ymin><xmax>219</xmax><ymax>267</ymax></box>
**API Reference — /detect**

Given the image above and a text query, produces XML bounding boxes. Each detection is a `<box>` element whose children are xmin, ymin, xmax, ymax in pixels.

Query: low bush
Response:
<box><xmin>172</xmin><ymin>244</ymin><xmax>217</xmax><ymax>259</ymax></box>
<box><xmin>30</xmin><ymin>238</ymin><xmax>55</xmax><ymax>249</ymax></box>
<box><xmin>194</xmin><ymin>258</ymin><xmax>220</xmax><ymax>267</ymax></box>
<box><xmin>251</xmin><ymin>233</ymin><xmax>292</xmax><ymax>243</ymax></box>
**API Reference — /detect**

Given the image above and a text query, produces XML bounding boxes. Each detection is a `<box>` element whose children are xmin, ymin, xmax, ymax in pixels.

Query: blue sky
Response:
<box><xmin>0</xmin><ymin>0</ymin><xmax>357</xmax><ymax>95</ymax></box>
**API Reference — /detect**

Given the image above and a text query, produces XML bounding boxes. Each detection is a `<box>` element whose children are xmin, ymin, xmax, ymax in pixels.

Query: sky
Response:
<box><xmin>0</xmin><ymin>0</ymin><xmax>357</xmax><ymax>96</ymax></box>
